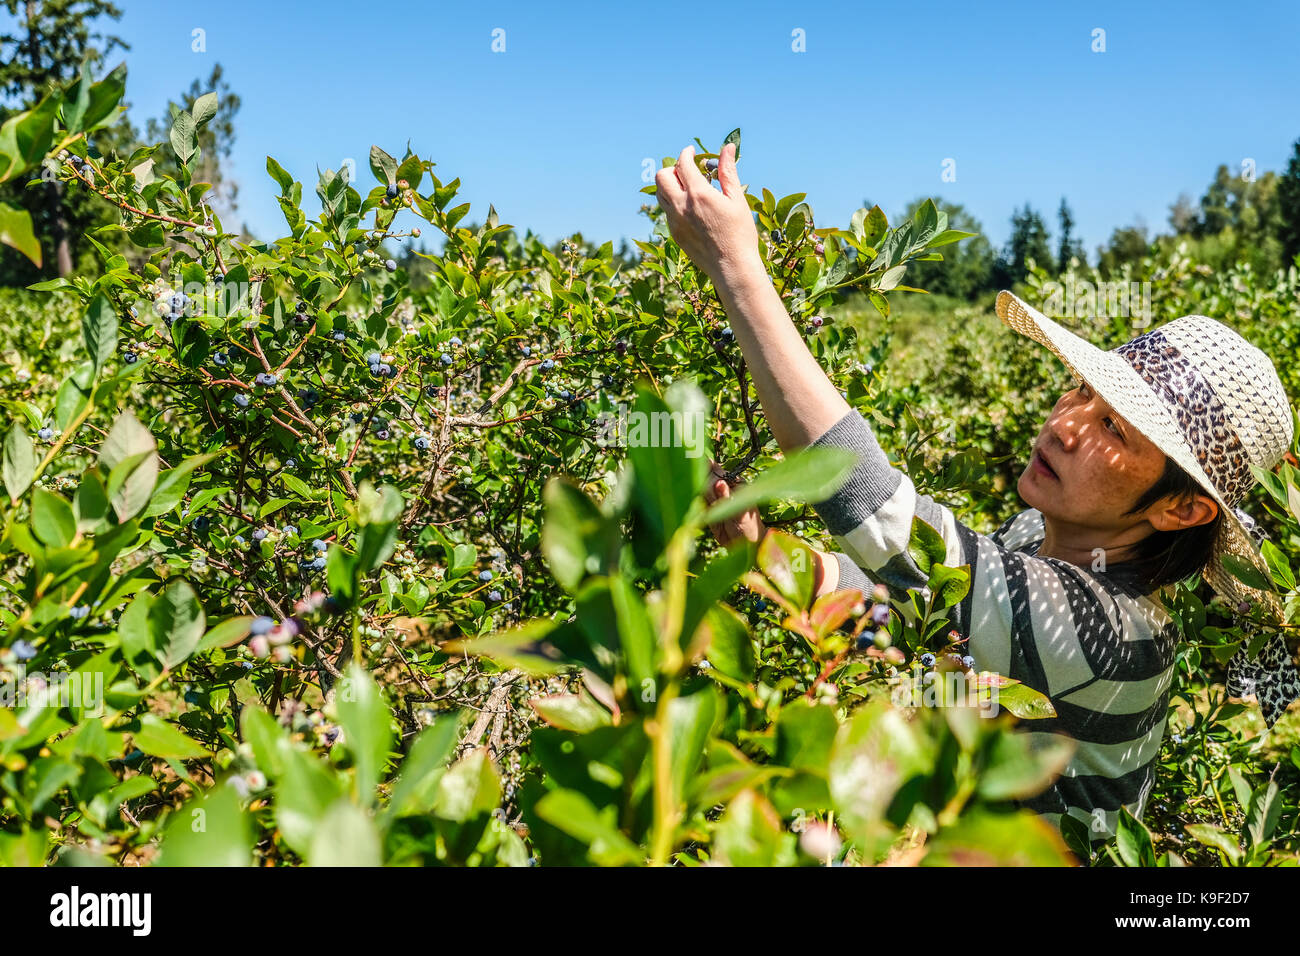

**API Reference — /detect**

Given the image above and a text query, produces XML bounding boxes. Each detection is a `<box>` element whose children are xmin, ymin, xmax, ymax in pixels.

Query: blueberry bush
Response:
<box><xmin>1</xmin><ymin>66</ymin><xmax>1297</xmax><ymax>866</ymax></box>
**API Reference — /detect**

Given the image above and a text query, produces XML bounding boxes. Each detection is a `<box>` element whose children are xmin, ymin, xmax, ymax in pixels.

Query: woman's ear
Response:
<box><xmin>1149</xmin><ymin>493</ymin><xmax>1219</xmax><ymax>532</ymax></box>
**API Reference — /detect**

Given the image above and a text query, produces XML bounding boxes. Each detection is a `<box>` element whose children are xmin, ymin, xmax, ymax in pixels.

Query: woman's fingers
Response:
<box><xmin>674</xmin><ymin>145</ymin><xmax>709</xmax><ymax>195</ymax></box>
<box><xmin>717</xmin><ymin>142</ymin><xmax>743</xmax><ymax>199</ymax></box>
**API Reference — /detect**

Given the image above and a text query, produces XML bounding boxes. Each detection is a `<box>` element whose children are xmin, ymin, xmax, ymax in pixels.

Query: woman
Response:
<box><xmin>656</xmin><ymin>142</ymin><xmax>1300</xmax><ymax>845</ymax></box>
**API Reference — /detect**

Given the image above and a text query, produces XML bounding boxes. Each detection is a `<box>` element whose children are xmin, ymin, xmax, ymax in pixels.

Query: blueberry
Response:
<box><xmin>811</xmin><ymin>316</ymin><xmax>824</xmax><ymax>328</ymax></box>
<box><xmin>479</xmin><ymin>570</ymin><xmax>494</xmax><ymax>582</ymax></box>
<box><xmin>386</xmin><ymin>183</ymin><xmax>398</xmax><ymax>199</ymax></box>
<box><xmin>385</xmin><ymin>259</ymin><xmax>397</xmax><ymax>272</ymax></box>
<box><xmin>449</xmin><ymin>336</ymin><xmax>462</xmax><ymax>346</ymax></box>
<box><xmin>961</xmin><ymin>655</ymin><xmax>976</xmax><ymax>669</ymax></box>
<box><xmin>69</xmin><ymin>605</ymin><xmax>91</xmax><ymax>620</ymax></box>
<box><xmin>488</xmin><ymin>590</ymin><xmax>502</xmax><ymax>603</ymax></box>
<box><xmin>312</xmin><ymin>539</ymin><xmax>328</xmax><ymax>551</ymax></box>
<box><xmin>233</xmin><ymin>535</ymin><xmax>247</xmax><ymax>547</ymax></box>
<box><xmin>814</xmin><ymin>242</ymin><xmax>825</xmax><ymax>254</ymax></box>
<box><xmin>366</xmin><ymin>352</ymin><xmax>382</xmax><ymax>365</ymax></box>
<box><xmin>377</xmin><ymin>429</ymin><xmax>390</xmax><ymax>440</ymax></box>
<box><xmin>440</xmin><ymin>353</ymin><xmax>453</xmax><ymax>365</ymax></box>
<box><xmin>379</xmin><ymin>364</ymin><xmax>393</xmax><ymax>378</ymax></box>
<box><xmin>192</xmin><ymin>515</ymin><xmax>210</xmax><ymax>532</ymax></box>
<box><xmin>284</xmin><ymin>458</ymin><xmax>297</xmax><ymax>470</ymax></box>
<box><xmin>614</xmin><ymin>339</ymin><xmax>628</xmax><ymax>356</ymax></box>
<box><xmin>705</xmin><ymin>157</ymin><xmax>718</xmax><ymax>172</ymax></box>
<box><xmin>256</xmin><ymin>372</ymin><xmax>278</xmax><ymax>387</ymax></box>
<box><xmin>521</xmin><ymin>345</ymin><xmax>532</xmax><ymax>356</ymax></box>
<box><xmin>720</xmin><ymin>326</ymin><xmax>733</xmax><ymax>341</ymax></box>
<box><xmin>558</xmin><ymin>389</ymin><xmax>572</xmax><ymax>401</ymax></box>
<box><xmin>252</xmin><ymin>528</ymin><xmax>268</xmax><ymax>541</ymax></box>
<box><xmin>310</xmin><ymin>555</ymin><xmax>326</xmax><ymax>570</ymax></box>
<box><xmin>920</xmin><ymin>653</ymin><xmax>935</xmax><ymax>667</ymax></box>
<box><xmin>124</xmin><ymin>351</ymin><xmax>138</xmax><ymax>364</ymax></box>
<box><xmin>12</xmin><ymin>639</ymin><xmax>37</xmax><ymax>661</ymax></box>
<box><xmin>414</xmin><ymin>436</ymin><xmax>430</xmax><ymax>451</ymax></box>
<box><xmin>351</xmin><ymin>411</ymin><xmax>366</xmax><ymax>423</ymax></box>
<box><xmin>234</xmin><ymin>393</ymin><xmax>250</xmax><ymax>407</ymax></box>
<box><xmin>333</xmin><ymin>331</ymin><xmax>346</xmax><ymax>341</ymax></box>
<box><xmin>37</xmin><ymin>427</ymin><xmax>53</xmax><ymax>440</ymax></box>
<box><xmin>770</xmin><ymin>228</ymin><xmax>783</xmax><ymax>244</ymax></box>
<box><xmin>856</xmin><ymin>633</ymin><xmax>873</xmax><ymax>651</ymax></box>
<box><xmin>541</xmin><ymin>359</ymin><xmax>554</xmax><ymax>371</ymax></box>
<box><xmin>282</xmin><ymin>525</ymin><xmax>298</xmax><ymax>537</ymax></box>
<box><xmin>213</xmin><ymin>351</ymin><xmax>228</xmax><ymax>366</ymax></box>
<box><xmin>170</xmin><ymin>292</ymin><xmax>188</xmax><ymax>314</ymax></box>
<box><xmin>755</xmin><ymin>599</ymin><xmax>768</xmax><ymax>612</ymax></box>
<box><xmin>522</xmin><ymin>282</ymin><xmax>533</xmax><ymax>291</ymax></box>
<box><xmin>250</xmin><ymin>616</ymin><xmax>275</xmax><ymax>635</ymax></box>
<box><xmin>602</xmin><ymin>374</ymin><xmax>614</xmax><ymax>387</ymax></box>
<box><xmin>369</xmin><ymin>363</ymin><xmax>383</xmax><ymax>377</ymax></box>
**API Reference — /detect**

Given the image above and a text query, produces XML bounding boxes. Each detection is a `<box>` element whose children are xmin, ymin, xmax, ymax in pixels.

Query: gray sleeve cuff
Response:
<box><xmin>808</xmin><ymin>408</ymin><xmax>904</xmax><ymax>538</ymax></box>
<box><xmin>831</xmin><ymin>550</ymin><xmax>875</xmax><ymax>596</ymax></box>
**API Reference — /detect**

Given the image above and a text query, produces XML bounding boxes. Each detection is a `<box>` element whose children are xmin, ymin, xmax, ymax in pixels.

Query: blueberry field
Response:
<box><xmin>3</xmin><ymin>9</ymin><xmax>1300</xmax><ymax>876</ymax></box>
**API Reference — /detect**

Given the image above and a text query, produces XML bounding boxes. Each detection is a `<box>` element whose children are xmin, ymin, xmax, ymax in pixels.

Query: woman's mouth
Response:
<box><xmin>1031</xmin><ymin>450</ymin><xmax>1059</xmax><ymax>481</ymax></box>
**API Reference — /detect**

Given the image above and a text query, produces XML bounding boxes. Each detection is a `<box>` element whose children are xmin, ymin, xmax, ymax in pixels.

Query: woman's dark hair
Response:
<box><xmin>1110</xmin><ymin>454</ymin><xmax>1223</xmax><ymax>593</ymax></box>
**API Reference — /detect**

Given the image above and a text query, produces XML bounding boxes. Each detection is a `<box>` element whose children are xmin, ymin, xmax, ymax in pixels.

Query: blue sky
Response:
<box><xmin>23</xmin><ymin>0</ymin><xmax>1300</xmax><ymax>258</ymax></box>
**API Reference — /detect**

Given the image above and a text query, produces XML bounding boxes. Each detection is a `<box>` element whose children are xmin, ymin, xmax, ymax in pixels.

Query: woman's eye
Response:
<box><xmin>1105</xmin><ymin>418</ymin><xmax>1120</xmax><ymax>435</ymax></box>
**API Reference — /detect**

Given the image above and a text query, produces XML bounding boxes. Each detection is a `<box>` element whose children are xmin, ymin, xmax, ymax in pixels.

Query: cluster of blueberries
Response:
<box><xmin>298</xmin><ymin>538</ymin><xmax>329</xmax><ymax>572</ymax></box>
<box><xmin>366</xmin><ymin>351</ymin><xmax>396</xmax><ymax>379</ymax></box>
<box><xmin>162</xmin><ymin>291</ymin><xmax>188</xmax><ymax>326</ymax></box>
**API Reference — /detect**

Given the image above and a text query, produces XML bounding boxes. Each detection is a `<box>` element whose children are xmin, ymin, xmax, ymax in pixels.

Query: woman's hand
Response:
<box><xmin>654</xmin><ymin>143</ymin><xmax>762</xmax><ymax>288</ymax></box>
<box><xmin>703</xmin><ymin>459</ymin><xmax>766</xmax><ymax>548</ymax></box>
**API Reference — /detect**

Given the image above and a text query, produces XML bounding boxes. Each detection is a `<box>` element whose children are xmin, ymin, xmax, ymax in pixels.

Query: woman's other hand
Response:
<box><xmin>703</xmin><ymin>459</ymin><xmax>766</xmax><ymax>548</ymax></box>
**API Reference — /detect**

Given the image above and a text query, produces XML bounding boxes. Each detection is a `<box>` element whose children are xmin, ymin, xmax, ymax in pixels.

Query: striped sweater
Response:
<box><xmin>808</xmin><ymin>407</ymin><xmax>1179</xmax><ymax>845</ymax></box>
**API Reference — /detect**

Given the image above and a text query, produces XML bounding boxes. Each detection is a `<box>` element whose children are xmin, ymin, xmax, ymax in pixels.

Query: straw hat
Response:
<box><xmin>995</xmin><ymin>290</ymin><xmax>1300</xmax><ymax>726</ymax></box>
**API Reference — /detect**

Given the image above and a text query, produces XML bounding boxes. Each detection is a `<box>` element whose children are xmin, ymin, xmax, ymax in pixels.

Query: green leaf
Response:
<box><xmin>1185</xmin><ymin>823</ymin><xmax>1243</xmax><ymax>864</ymax></box>
<box><xmin>384</xmin><ymin>715</ymin><xmax>463</xmax><ymax>819</ymax></box>
<box><xmin>354</xmin><ymin>481</ymin><xmax>403</xmax><ymax>573</ymax></box>
<box><xmin>3</xmin><ymin>424</ymin><xmax>37</xmax><ymax>504</ymax></box>
<box><xmin>0</xmin><ymin>200</ymin><xmax>40</xmax><ymax>266</ymax></box>
<box><xmin>433</xmin><ymin>747</ymin><xmax>500</xmax><ymax>823</ymax></box>
<box><xmin>369</xmin><ymin>145</ymin><xmax>398</xmax><ymax>184</ymax></box>
<box><xmin>170</xmin><ymin>110</ymin><xmax>196</xmax><ymax>164</ymax></box>
<box><xmin>335</xmin><ymin>663</ymin><xmax>394</xmax><ymax>803</ymax></box>
<box><xmin>530</xmin><ymin>692</ymin><xmax>612</xmax><ymax>733</ymax></box>
<box><xmin>275</xmin><ymin>746</ymin><xmax>343</xmax><ymax>857</ymax></box>
<box><xmin>151</xmin><ymin>579</ymin><xmax>206</xmax><ymax>671</ymax></box>
<box><xmin>1244</xmin><ymin>780</ymin><xmax>1281</xmax><ymax>848</ymax></box>
<box><xmin>713</xmin><ymin>790</ymin><xmax>794</xmax><ymax>866</ymax></box>
<box><xmin>1259</xmin><ymin>540</ymin><xmax>1295</xmax><ymax>591</ymax></box>
<box><xmin>610</xmin><ymin>575</ymin><xmax>659</xmax><ymax>704</ymax></box>
<box><xmin>444</xmin><ymin>618</ymin><xmax>568</xmax><ymax>676</ymax></box>
<box><xmin>977</xmin><ymin>731</ymin><xmax>1075</xmax><ymax>801</ymax></box>
<box><xmin>1113</xmin><ymin>807</ymin><xmax>1157</xmax><ymax>867</ymax></box>
<box><xmin>757</xmin><ymin>531</ymin><xmax>818</xmax><ymax>611</ymax></box>
<box><xmin>991</xmin><ymin>681</ymin><xmax>1057</xmax><ymax>719</ymax></box>
<box><xmin>31</xmin><ymin>486</ymin><xmax>76</xmax><ymax>548</ymax></box>
<box><xmin>722</xmin><ymin>127</ymin><xmax>741</xmax><ymax>162</ymax></box>
<box><xmin>132</xmin><ymin>714</ymin><xmax>210</xmax><ymax>759</ymax></box>
<box><xmin>909</xmin><ymin>516</ymin><xmax>947</xmax><ymax>576</ymax></box>
<box><xmin>81</xmin><ymin>293</ymin><xmax>118</xmax><ymax>376</ymax></box>
<box><xmin>144</xmin><ymin>451</ymin><xmax>223</xmax><ymax>518</ymax></box>
<box><xmin>541</xmin><ymin>478</ymin><xmax>619</xmax><ymax>593</ymax></box>
<box><xmin>626</xmin><ymin>382</ymin><xmax>710</xmax><ymax>551</ymax></box>
<box><xmin>191</xmin><ymin>91</ymin><xmax>218</xmax><ymax>128</ymax></box>
<box><xmin>158</xmin><ymin>781</ymin><xmax>252</xmax><ymax>866</ymax></box>
<box><xmin>1221</xmin><ymin>554</ymin><xmax>1273</xmax><ymax>593</ymax></box>
<box><xmin>196</xmin><ymin>616</ymin><xmax>253</xmax><ymax>653</ymax></box>
<box><xmin>307</xmin><ymin>799</ymin><xmax>382</xmax><ymax>866</ymax></box>
<box><xmin>266</xmin><ymin>156</ymin><xmax>294</xmax><ymax>194</ymax></box>
<box><xmin>701</xmin><ymin>604</ymin><xmax>756</xmax><ymax>682</ymax></box>
<box><xmin>534</xmin><ymin>788</ymin><xmax>643</xmax><ymax>866</ymax></box>
<box><xmin>703</xmin><ymin>446</ymin><xmax>857</xmax><ymax>525</ymax></box>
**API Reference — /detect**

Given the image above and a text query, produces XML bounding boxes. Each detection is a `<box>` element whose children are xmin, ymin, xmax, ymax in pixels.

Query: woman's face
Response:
<box><xmin>1018</xmin><ymin>378</ymin><xmax>1171</xmax><ymax>529</ymax></box>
